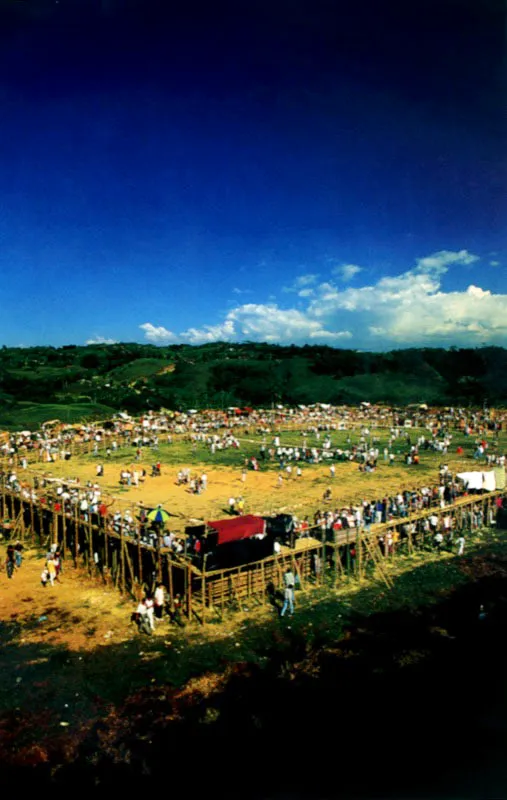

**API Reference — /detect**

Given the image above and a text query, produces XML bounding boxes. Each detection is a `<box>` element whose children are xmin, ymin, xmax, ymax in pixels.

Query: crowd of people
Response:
<box><xmin>133</xmin><ymin>583</ymin><xmax>185</xmax><ymax>634</ymax></box>
<box><xmin>1</xmin><ymin>404</ymin><xmax>504</xmax><ymax>471</ymax></box>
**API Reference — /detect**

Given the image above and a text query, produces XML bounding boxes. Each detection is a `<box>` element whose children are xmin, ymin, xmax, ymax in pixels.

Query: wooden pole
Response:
<box><xmin>104</xmin><ymin>523</ymin><xmax>109</xmax><ymax>576</ymax></box>
<box><xmin>62</xmin><ymin>508</ymin><xmax>67</xmax><ymax>556</ymax></box>
<box><xmin>345</xmin><ymin>530</ymin><xmax>351</xmax><ymax>578</ymax></box>
<box><xmin>137</xmin><ymin>535</ymin><xmax>143</xmax><ymax>590</ymax></box>
<box><xmin>53</xmin><ymin>506</ymin><xmax>59</xmax><ymax>548</ymax></box>
<box><xmin>120</xmin><ymin>520</ymin><xmax>126</xmax><ymax>595</ymax></box>
<box><xmin>74</xmin><ymin>503</ymin><xmax>79</xmax><ymax>567</ymax></box>
<box><xmin>221</xmin><ymin>568</ymin><xmax>225</xmax><ymax>616</ymax></box>
<box><xmin>356</xmin><ymin>528</ymin><xmax>362</xmax><ymax>580</ymax></box>
<box><xmin>88</xmin><ymin>515</ymin><xmax>93</xmax><ymax>575</ymax></box>
<box><xmin>332</xmin><ymin>528</ymin><xmax>337</xmax><ymax>587</ymax></box>
<box><xmin>187</xmin><ymin>563</ymin><xmax>192</xmax><ymax>620</ymax></box>
<box><xmin>202</xmin><ymin>554</ymin><xmax>207</xmax><ymax>619</ymax></box>
<box><xmin>321</xmin><ymin>525</ymin><xmax>326</xmax><ymax>585</ymax></box>
<box><xmin>168</xmin><ymin>551</ymin><xmax>174</xmax><ymax>606</ymax></box>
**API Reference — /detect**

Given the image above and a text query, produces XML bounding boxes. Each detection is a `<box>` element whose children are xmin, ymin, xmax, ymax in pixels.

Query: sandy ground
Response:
<box><xmin>21</xmin><ymin>452</ymin><xmax>471</xmax><ymax>535</ymax></box>
<box><xmin>0</xmin><ymin>549</ymin><xmax>134</xmax><ymax>651</ymax></box>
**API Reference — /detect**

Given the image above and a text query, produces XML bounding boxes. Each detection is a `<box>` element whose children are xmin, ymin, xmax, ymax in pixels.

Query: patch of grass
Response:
<box><xmin>0</xmin><ymin>402</ymin><xmax>116</xmax><ymax>430</ymax></box>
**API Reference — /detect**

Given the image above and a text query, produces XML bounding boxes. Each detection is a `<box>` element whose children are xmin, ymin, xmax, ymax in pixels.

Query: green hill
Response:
<box><xmin>0</xmin><ymin>341</ymin><xmax>506</xmax><ymax>428</ymax></box>
<box><xmin>0</xmin><ymin>402</ymin><xmax>116</xmax><ymax>431</ymax></box>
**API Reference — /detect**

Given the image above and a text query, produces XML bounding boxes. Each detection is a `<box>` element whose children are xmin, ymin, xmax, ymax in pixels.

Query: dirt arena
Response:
<box><xmin>21</xmin><ymin>450</ymin><xmax>467</xmax><ymax>535</ymax></box>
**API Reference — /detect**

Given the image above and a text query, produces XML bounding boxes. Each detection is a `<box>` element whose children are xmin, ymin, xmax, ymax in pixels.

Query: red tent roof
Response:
<box><xmin>207</xmin><ymin>514</ymin><xmax>266</xmax><ymax>545</ymax></box>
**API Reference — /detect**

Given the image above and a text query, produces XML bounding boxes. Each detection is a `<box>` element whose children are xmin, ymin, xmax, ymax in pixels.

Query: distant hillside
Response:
<box><xmin>0</xmin><ymin>342</ymin><xmax>506</xmax><ymax>427</ymax></box>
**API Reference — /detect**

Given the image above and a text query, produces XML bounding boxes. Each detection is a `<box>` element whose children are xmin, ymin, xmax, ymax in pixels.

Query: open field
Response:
<box><xmin>1</xmin><ymin>416</ymin><xmax>507</xmax><ymax>790</ymax></box>
<box><xmin>20</xmin><ymin>425</ymin><xmax>507</xmax><ymax>532</ymax></box>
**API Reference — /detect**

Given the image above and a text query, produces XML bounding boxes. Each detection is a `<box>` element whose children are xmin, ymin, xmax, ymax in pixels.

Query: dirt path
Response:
<box><xmin>0</xmin><ymin>548</ymin><xmax>134</xmax><ymax>651</ymax></box>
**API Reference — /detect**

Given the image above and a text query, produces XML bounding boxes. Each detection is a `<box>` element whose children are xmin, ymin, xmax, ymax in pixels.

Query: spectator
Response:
<box><xmin>154</xmin><ymin>583</ymin><xmax>165</xmax><ymax>619</ymax></box>
<box><xmin>281</xmin><ymin>569</ymin><xmax>296</xmax><ymax>617</ymax></box>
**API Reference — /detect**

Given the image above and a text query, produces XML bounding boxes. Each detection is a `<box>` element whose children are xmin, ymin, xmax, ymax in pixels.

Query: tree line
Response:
<box><xmin>0</xmin><ymin>342</ymin><xmax>506</xmax><ymax>425</ymax></box>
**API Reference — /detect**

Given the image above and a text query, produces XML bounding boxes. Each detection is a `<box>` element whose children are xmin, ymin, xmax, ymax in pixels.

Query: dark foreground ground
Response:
<box><xmin>3</xmin><ymin>554</ymin><xmax>507</xmax><ymax>799</ymax></box>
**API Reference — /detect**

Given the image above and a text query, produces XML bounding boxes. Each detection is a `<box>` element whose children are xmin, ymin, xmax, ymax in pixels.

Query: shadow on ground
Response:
<box><xmin>2</xmin><ymin>552</ymin><xmax>507</xmax><ymax>798</ymax></box>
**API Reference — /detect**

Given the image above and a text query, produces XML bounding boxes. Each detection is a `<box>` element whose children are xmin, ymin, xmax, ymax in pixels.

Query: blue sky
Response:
<box><xmin>0</xmin><ymin>0</ymin><xmax>505</xmax><ymax>350</ymax></box>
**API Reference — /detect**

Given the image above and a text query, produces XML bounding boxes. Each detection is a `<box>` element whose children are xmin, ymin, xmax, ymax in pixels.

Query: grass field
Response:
<box><xmin>0</xmin><ymin>402</ymin><xmax>116</xmax><ymax>431</ymax></box>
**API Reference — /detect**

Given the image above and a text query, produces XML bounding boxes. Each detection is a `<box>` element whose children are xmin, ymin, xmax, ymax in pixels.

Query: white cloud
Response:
<box><xmin>181</xmin><ymin>319</ymin><xmax>235</xmax><ymax>345</ymax></box>
<box><xmin>227</xmin><ymin>303</ymin><xmax>351</xmax><ymax>343</ymax></box>
<box><xmin>232</xmin><ymin>287</ymin><xmax>252</xmax><ymax>295</ymax></box>
<box><xmin>305</xmin><ymin>249</ymin><xmax>507</xmax><ymax>347</ymax></box>
<box><xmin>283</xmin><ymin>273</ymin><xmax>318</xmax><ymax>292</ymax></box>
<box><xmin>136</xmin><ymin>249</ymin><xmax>505</xmax><ymax>349</ymax></box>
<box><xmin>86</xmin><ymin>336</ymin><xmax>118</xmax><ymax>345</ymax></box>
<box><xmin>139</xmin><ymin>323</ymin><xmax>177</xmax><ymax>343</ymax></box>
<box><xmin>490</xmin><ymin>260</ymin><xmax>500</xmax><ymax>267</ymax></box>
<box><xmin>332</xmin><ymin>263</ymin><xmax>362</xmax><ymax>282</ymax></box>
<box><xmin>414</xmin><ymin>249</ymin><xmax>479</xmax><ymax>274</ymax></box>
<box><xmin>294</xmin><ymin>273</ymin><xmax>318</xmax><ymax>287</ymax></box>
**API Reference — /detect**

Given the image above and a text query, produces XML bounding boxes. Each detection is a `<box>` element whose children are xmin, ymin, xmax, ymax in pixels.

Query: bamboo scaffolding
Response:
<box><xmin>0</xmin><ymin>479</ymin><xmax>505</xmax><ymax>621</ymax></box>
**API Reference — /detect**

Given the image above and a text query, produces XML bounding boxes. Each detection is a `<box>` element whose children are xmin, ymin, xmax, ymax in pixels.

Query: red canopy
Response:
<box><xmin>207</xmin><ymin>515</ymin><xmax>266</xmax><ymax>545</ymax></box>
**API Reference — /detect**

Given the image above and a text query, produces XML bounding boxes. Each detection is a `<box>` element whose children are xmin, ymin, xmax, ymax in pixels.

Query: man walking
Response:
<box><xmin>5</xmin><ymin>544</ymin><xmax>15</xmax><ymax>579</ymax></box>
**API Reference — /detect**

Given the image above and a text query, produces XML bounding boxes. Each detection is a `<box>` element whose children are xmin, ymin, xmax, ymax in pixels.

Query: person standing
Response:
<box><xmin>47</xmin><ymin>556</ymin><xmax>57</xmax><ymax>586</ymax></box>
<box><xmin>14</xmin><ymin>540</ymin><xmax>23</xmax><ymax>568</ymax></box>
<box><xmin>144</xmin><ymin>595</ymin><xmax>156</xmax><ymax>631</ymax></box>
<box><xmin>313</xmin><ymin>552</ymin><xmax>322</xmax><ymax>580</ymax></box>
<box><xmin>5</xmin><ymin>544</ymin><xmax>15</xmax><ymax>578</ymax></box>
<box><xmin>53</xmin><ymin>549</ymin><xmax>62</xmax><ymax>580</ymax></box>
<box><xmin>457</xmin><ymin>534</ymin><xmax>465</xmax><ymax>556</ymax></box>
<box><xmin>154</xmin><ymin>583</ymin><xmax>165</xmax><ymax>619</ymax></box>
<box><xmin>134</xmin><ymin>599</ymin><xmax>151</xmax><ymax>635</ymax></box>
<box><xmin>280</xmin><ymin>568</ymin><xmax>295</xmax><ymax>617</ymax></box>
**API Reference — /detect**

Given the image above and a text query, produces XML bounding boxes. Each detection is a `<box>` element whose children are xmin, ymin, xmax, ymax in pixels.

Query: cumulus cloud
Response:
<box><xmin>490</xmin><ymin>260</ymin><xmax>500</xmax><ymax>267</ymax></box>
<box><xmin>227</xmin><ymin>303</ymin><xmax>351</xmax><ymax>343</ymax></box>
<box><xmin>332</xmin><ymin>263</ymin><xmax>362</xmax><ymax>281</ymax></box>
<box><xmin>306</xmin><ymin>249</ymin><xmax>507</xmax><ymax>347</ymax></box>
<box><xmin>86</xmin><ymin>336</ymin><xmax>118</xmax><ymax>345</ymax></box>
<box><xmin>139</xmin><ymin>323</ymin><xmax>177</xmax><ymax>343</ymax></box>
<box><xmin>137</xmin><ymin>249</ymin><xmax>505</xmax><ymax>349</ymax></box>
<box><xmin>181</xmin><ymin>319</ymin><xmax>235</xmax><ymax>345</ymax></box>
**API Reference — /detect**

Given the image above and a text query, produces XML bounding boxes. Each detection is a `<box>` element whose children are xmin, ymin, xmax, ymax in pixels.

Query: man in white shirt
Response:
<box><xmin>154</xmin><ymin>584</ymin><xmax>165</xmax><ymax>619</ymax></box>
